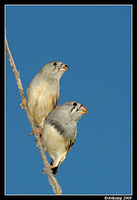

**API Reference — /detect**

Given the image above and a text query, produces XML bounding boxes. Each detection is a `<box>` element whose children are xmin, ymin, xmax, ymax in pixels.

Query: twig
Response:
<box><xmin>5</xmin><ymin>30</ymin><xmax>62</xmax><ymax>195</ymax></box>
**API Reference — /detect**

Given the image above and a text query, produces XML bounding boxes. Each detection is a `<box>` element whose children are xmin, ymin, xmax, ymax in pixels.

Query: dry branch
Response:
<box><xmin>5</xmin><ymin>30</ymin><xmax>62</xmax><ymax>195</ymax></box>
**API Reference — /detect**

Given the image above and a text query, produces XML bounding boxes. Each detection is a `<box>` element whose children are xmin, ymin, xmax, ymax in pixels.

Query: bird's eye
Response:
<box><xmin>53</xmin><ymin>62</ymin><xmax>57</xmax><ymax>66</ymax></box>
<box><xmin>73</xmin><ymin>102</ymin><xmax>77</xmax><ymax>107</ymax></box>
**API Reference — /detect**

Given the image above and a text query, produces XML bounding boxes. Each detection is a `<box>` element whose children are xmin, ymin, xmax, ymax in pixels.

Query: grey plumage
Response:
<box><xmin>42</xmin><ymin>101</ymin><xmax>88</xmax><ymax>175</ymax></box>
<box><xmin>46</xmin><ymin>119</ymin><xmax>65</xmax><ymax>136</ymax></box>
<box><xmin>27</xmin><ymin>61</ymin><xmax>69</xmax><ymax>127</ymax></box>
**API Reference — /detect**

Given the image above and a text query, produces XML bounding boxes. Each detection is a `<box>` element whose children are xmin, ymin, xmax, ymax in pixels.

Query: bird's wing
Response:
<box><xmin>65</xmin><ymin>131</ymin><xmax>77</xmax><ymax>153</ymax></box>
<box><xmin>53</xmin><ymin>95</ymin><xmax>59</xmax><ymax>109</ymax></box>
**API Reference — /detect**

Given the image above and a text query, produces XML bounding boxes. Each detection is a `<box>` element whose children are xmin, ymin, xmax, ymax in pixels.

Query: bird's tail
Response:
<box><xmin>50</xmin><ymin>160</ymin><xmax>58</xmax><ymax>175</ymax></box>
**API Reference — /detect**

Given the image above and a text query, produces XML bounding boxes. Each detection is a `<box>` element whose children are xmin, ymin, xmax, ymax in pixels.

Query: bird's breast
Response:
<box><xmin>27</xmin><ymin>80</ymin><xmax>59</xmax><ymax>125</ymax></box>
<box><xmin>43</xmin><ymin>123</ymin><xmax>67</xmax><ymax>163</ymax></box>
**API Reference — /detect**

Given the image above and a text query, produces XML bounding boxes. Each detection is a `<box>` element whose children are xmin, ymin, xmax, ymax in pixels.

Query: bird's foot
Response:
<box><xmin>42</xmin><ymin>163</ymin><xmax>52</xmax><ymax>175</ymax></box>
<box><xmin>19</xmin><ymin>98</ymin><xmax>28</xmax><ymax>109</ymax></box>
<box><xmin>29</xmin><ymin>127</ymin><xmax>43</xmax><ymax>136</ymax></box>
<box><xmin>42</xmin><ymin>160</ymin><xmax>59</xmax><ymax>175</ymax></box>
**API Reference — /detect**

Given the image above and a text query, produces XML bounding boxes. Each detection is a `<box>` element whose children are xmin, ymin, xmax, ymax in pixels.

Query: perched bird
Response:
<box><xmin>27</xmin><ymin>61</ymin><xmax>69</xmax><ymax>128</ymax></box>
<box><xmin>42</xmin><ymin>101</ymin><xmax>88</xmax><ymax>175</ymax></box>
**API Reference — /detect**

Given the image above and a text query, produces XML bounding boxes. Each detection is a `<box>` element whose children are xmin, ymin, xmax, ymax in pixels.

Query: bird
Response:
<box><xmin>42</xmin><ymin>101</ymin><xmax>88</xmax><ymax>175</ymax></box>
<box><xmin>27</xmin><ymin>61</ymin><xmax>69</xmax><ymax>129</ymax></box>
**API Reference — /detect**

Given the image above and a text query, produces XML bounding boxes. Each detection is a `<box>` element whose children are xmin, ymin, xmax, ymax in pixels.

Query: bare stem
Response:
<box><xmin>5</xmin><ymin>30</ymin><xmax>62</xmax><ymax>195</ymax></box>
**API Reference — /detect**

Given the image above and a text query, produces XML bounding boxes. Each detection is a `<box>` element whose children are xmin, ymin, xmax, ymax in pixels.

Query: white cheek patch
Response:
<box><xmin>71</xmin><ymin>105</ymin><xmax>81</xmax><ymax>115</ymax></box>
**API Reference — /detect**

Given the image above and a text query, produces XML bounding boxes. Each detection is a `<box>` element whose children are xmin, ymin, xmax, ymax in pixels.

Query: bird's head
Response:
<box><xmin>48</xmin><ymin>101</ymin><xmax>88</xmax><ymax>124</ymax></box>
<box><xmin>41</xmin><ymin>61</ymin><xmax>69</xmax><ymax>80</ymax></box>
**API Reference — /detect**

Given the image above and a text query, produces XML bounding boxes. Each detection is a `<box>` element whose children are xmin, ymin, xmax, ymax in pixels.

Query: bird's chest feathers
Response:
<box><xmin>37</xmin><ymin>80</ymin><xmax>59</xmax><ymax>98</ymax></box>
<box><xmin>30</xmin><ymin>80</ymin><xmax>59</xmax><ymax>107</ymax></box>
<box><xmin>43</xmin><ymin>123</ymin><xmax>67</xmax><ymax>161</ymax></box>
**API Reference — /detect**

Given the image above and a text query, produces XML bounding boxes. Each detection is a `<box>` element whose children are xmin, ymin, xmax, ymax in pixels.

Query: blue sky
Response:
<box><xmin>5</xmin><ymin>5</ymin><xmax>132</xmax><ymax>195</ymax></box>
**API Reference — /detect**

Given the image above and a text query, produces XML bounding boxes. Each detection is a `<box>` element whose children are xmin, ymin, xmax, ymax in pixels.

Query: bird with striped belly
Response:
<box><xmin>42</xmin><ymin>101</ymin><xmax>88</xmax><ymax>175</ymax></box>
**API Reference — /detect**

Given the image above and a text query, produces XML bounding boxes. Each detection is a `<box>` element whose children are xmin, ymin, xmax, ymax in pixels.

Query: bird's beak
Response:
<box><xmin>77</xmin><ymin>105</ymin><xmax>88</xmax><ymax>115</ymax></box>
<box><xmin>60</xmin><ymin>64</ymin><xmax>69</xmax><ymax>72</ymax></box>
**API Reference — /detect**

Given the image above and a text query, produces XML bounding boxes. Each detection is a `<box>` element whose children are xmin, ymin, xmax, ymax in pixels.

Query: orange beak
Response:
<box><xmin>60</xmin><ymin>64</ymin><xmax>69</xmax><ymax>72</ymax></box>
<box><xmin>77</xmin><ymin>105</ymin><xmax>88</xmax><ymax>115</ymax></box>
